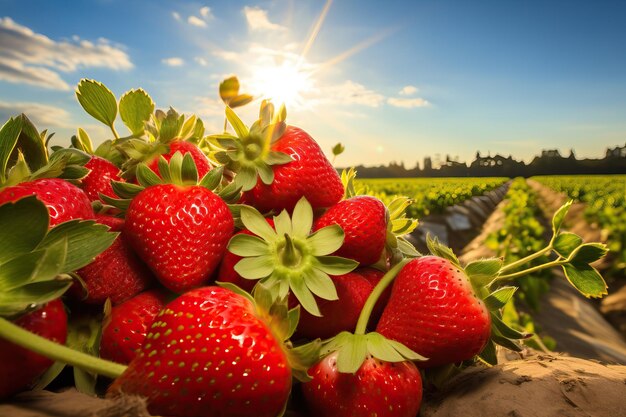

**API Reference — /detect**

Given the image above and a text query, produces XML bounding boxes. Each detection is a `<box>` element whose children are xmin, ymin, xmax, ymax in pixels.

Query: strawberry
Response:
<box><xmin>108</xmin><ymin>286</ymin><xmax>312</xmax><ymax>417</ymax></box>
<box><xmin>295</xmin><ymin>268</ymin><xmax>388</xmax><ymax>340</ymax></box>
<box><xmin>376</xmin><ymin>255</ymin><xmax>492</xmax><ymax>367</ymax></box>
<box><xmin>212</xmin><ymin>103</ymin><xmax>343</xmax><ymax>213</ymax></box>
<box><xmin>302</xmin><ymin>352</ymin><xmax>423</xmax><ymax>417</ymax></box>
<box><xmin>100</xmin><ymin>290</ymin><xmax>168</xmax><ymax>365</ymax></box>
<box><xmin>81</xmin><ymin>156</ymin><xmax>122</xmax><ymax>202</ymax></box>
<box><xmin>70</xmin><ymin>215</ymin><xmax>155</xmax><ymax>305</ymax></box>
<box><xmin>0</xmin><ymin>300</ymin><xmax>67</xmax><ymax>398</ymax></box>
<box><xmin>0</xmin><ymin>178</ymin><xmax>94</xmax><ymax>226</ymax></box>
<box><xmin>313</xmin><ymin>196</ymin><xmax>387</xmax><ymax>265</ymax></box>
<box><xmin>114</xmin><ymin>153</ymin><xmax>233</xmax><ymax>293</ymax></box>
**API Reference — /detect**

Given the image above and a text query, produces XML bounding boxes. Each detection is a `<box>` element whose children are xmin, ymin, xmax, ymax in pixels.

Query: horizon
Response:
<box><xmin>0</xmin><ymin>0</ymin><xmax>625</xmax><ymax>166</ymax></box>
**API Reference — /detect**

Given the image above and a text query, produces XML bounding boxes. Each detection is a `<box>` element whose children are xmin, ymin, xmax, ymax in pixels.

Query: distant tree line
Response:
<box><xmin>343</xmin><ymin>143</ymin><xmax>626</xmax><ymax>178</ymax></box>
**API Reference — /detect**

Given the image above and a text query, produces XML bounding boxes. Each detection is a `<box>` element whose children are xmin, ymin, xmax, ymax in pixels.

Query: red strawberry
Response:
<box><xmin>377</xmin><ymin>256</ymin><xmax>491</xmax><ymax>367</ymax></box>
<box><xmin>313</xmin><ymin>196</ymin><xmax>387</xmax><ymax>265</ymax></box>
<box><xmin>146</xmin><ymin>140</ymin><xmax>211</xmax><ymax>180</ymax></box>
<box><xmin>100</xmin><ymin>290</ymin><xmax>168</xmax><ymax>365</ymax></box>
<box><xmin>242</xmin><ymin>126</ymin><xmax>344</xmax><ymax>212</ymax></box>
<box><xmin>302</xmin><ymin>352</ymin><xmax>422</xmax><ymax>417</ymax></box>
<box><xmin>125</xmin><ymin>184</ymin><xmax>233</xmax><ymax>293</ymax></box>
<box><xmin>70</xmin><ymin>215</ymin><xmax>155</xmax><ymax>305</ymax></box>
<box><xmin>0</xmin><ymin>178</ymin><xmax>94</xmax><ymax>226</ymax></box>
<box><xmin>81</xmin><ymin>156</ymin><xmax>122</xmax><ymax>202</ymax></box>
<box><xmin>108</xmin><ymin>286</ymin><xmax>294</xmax><ymax>417</ymax></box>
<box><xmin>296</xmin><ymin>268</ymin><xmax>387</xmax><ymax>340</ymax></box>
<box><xmin>0</xmin><ymin>300</ymin><xmax>68</xmax><ymax>398</ymax></box>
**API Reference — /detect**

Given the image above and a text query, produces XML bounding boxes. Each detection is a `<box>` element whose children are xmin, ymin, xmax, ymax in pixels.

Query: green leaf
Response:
<box><xmin>199</xmin><ymin>166</ymin><xmax>223</xmax><ymax>190</ymax></box>
<box><xmin>229</xmin><ymin>94</ymin><xmax>254</xmax><ymax>109</ymax></box>
<box><xmin>397</xmin><ymin>237</ymin><xmax>421</xmax><ymax>258</ymax></box>
<box><xmin>228</xmin><ymin>234</ymin><xmax>269</xmax><ymax>257</ymax></box>
<box><xmin>32</xmin><ymin>361</ymin><xmax>67</xmax><ymax>391</ymax></box>
<box><xmin>159</xmin><ymin>109</ymin><xmax>184</xmax><ymax>143</ymax></box>
<box><xmin>180</xmin><ymin>153</ymin><xmax>198</xmax><ymax>184</ymax></box>
<box><xmin>75</xmin><ymin>79</ymin><xmax>118</xmax><ymax>127</ymax></box>
<box><xmin>67</xmin><ymin>314</ymin><xmax>103</xmax><ymax>396</ymax></box>
<box><xmin>273</xmin><ymin>211</ymin><xmax>292</xmax><ymax>237</ymax></box>
<box><xmin>225</xmin><ymin>107</ymin><xmax>249</xmax><ymax>138</ymax></box>
<box><xmin>15</xmin><ymin>115</ymin><xmax>48</xmax><ymax>172</ymax></box>
<box><xmin>307</xmin><ymin>225</ymin><xmax>345</xmax><ymax>256</ymax></box>
<box><xmin>332</xmin><ymin>143</ymin><xmax>345</xmax><ymax>157</ymax></box>
<box><xmin>265</xmin><ymin>151</ymin><xmax>293</xmax><ymax>165</ymax></box>
<box><xmin>483</xmin><ymin>286</ymin><xmax>517</xmax><ymax>311</ymax></box>
<box><xmin>291</xmin><ymin>197</ymin><xmax>313</xmax><ymax>237</ymax></box>
<box><xmin>0</xmin><ymin>196</ymin><xmax>49</xmax><ymax>264</ymax></box>
<box><xmin>219</xmin><ymin>76</ymin><xmax>240</xmax><ymax>105</ymax></box>
<box><xmin>0</xmin><ymin>280</ymin><xmax>72</xmax><ymax>316</ymax></box>
<box><xmin>0</xmin><ymin>116</ymin><xmax>23</xmax><ymax>182</ymax></box>
<box><xmin>491</xmin><ymin>333</ymin><xmax>523</xmax><ymax>352</ymax></box>
<box><xmin>490</xmin><ymin>313</ymin><xmax>528</xmax><ymax>340</ymax></box>
<box><xmin>478</xmin><ymin>340</ymin><xmax>497</xmax><ymax>365</ymax></box>
<box><xmin>234</xmin><ymin>255</ymin><xmax>274</xmax><ymax>279</ymax></box>
<box><xmin>76</xmin><ymin>128</ymin><xmax>94</xmax><ymax>154</ymax></box>
<box><xmin>37</xmin><ymin>220</ymin><xmax>117</xmax><ymax>272</ymax></box>
<box><xmin>551</xmin><ymin>200</ymin><xmax>572</xmax><ymax>236</ymax></box>
<box><xmin>366</xmin><ymin>333</ymin><xmax>405</xmax><ymax>363</ymax></box>
<box><xmin>426</xmin><ymin>235</ymin><xmax>460</xmax><ymax>267</ymax></box>
<box><xmin>313</xmin><ymin>256</ymin><xmax>359</xmax><ymax>275</ymax></box>
<box><xmin>336</xmin><ymin>334</ymin><xmax>367</xmax><ymax>374</ymax></box>
<box><xmin>136</xmin><ymin>163</ymin><xmax>163</xmax><ymax>188</ymax></box>
<box><xmin>179</xmin><ymin>115</ymin><xmax>198</xmax><ymax>141</ymax></box>
<box><xmin>553</xmin><ymin>232</ymin><xmax>583</xmax><ymax>258</ymax></box>
<box><xmin>234</xmin><ymin>166</ymin><xmax>259</xmax><ymax>192</ymax></box>
<box><xmin>119</xmin><ymin>88</ymin><xmax>155</xmax><ymax>136</ymax></box>
<box><xmin>464</xmin><ymin>258</ymin><xmax>503</xmax><ymax>283</ymax></box>
<box><xmin>256</xmin><ymin>163</ymin><xmax>274</xmax><ymax>185</ymax></box>
<box><xmin>0</xmin><ymin>239</ymin><xmax>66</xmax><ymax>292</ymax></box>
<box><xmin>567</xmin><ymin>243</ymin><xmax>609</xmax><ymax>265</ymax></box>
<box><xmin>111</xmin><ymin>181</ymin><xmax>144</xmax><ymax>199</ymax></box>
<box><xmin>561</xmin><ymin>263</ymin><xmax>607</xmax><ymax>298</ymax></box>
<box><xmin>303</xmin><ymin>269</ymin><xmax>338</xmax><ymax>301</ymax></box>
<box><xmin>240</xmin><ymin>205</ymin><xmax>276</xmax><ymax>241</ymax></box>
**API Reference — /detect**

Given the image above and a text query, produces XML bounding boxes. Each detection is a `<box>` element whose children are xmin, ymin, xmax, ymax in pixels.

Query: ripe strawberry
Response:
<box><xmin>242</xmin><ymin>126</ymin><xmax>344</xmax><ymax>212</ymax></box>
<box><xmin>313</xmin><ymin>196</ymin><xmax>387</xmax><ymax>265</ymax></box>
<box><xmin>0</xmin><ymin>300</ymin><xmax>68</xmax><ymax>398</ymax></box>
<box><xmin>108</xmin><ymin>286</ymin><xmax>296</xmax><ymax>417</ymax></box>
<box><xmin>296</xmin><ymin>268</ymin><xmax>387</xmax><ymax>340</ymax></box>
<box><xmin>70</xmin><ymin>215</ymin><xmax>155</xmax><ymax>305</ymax></box>
<box><xmin>81</xmin><ymin>156</ymin><xmax>122</xmax><ymax>202</ymax></box>
<box><xmin>0</xmin><ymin>178</ymin><xmax>94</xmax><ymax>226</ymax></box>
<box><xmin>115</xmin><ymin>154</ymin><xmax>234</xmax><ymax>293</ymax></box>
<box><xmin>146</xmin><ymin>140</ymin><xmax>211</xmax><ymax>180</ymax></box>
<box><xmin>377</xmin><ymin>256</ymin><xmax>491</xmax><ymax>367</ymax></box>
<box><xmin>100</xmin><ymin>290</ymin><xmax>168</xmax><ymax>365</ymax></box>
<box><xmin>302</xmin><ymin>352</ymin><xmax>423</xmax><ymax>417</ymax></box>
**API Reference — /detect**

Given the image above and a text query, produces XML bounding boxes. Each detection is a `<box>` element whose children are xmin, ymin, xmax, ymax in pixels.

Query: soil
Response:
<box><xmin>421</xmin><ymin>354</ymin><xmax>626</xmax><ymax>417</ymax></box>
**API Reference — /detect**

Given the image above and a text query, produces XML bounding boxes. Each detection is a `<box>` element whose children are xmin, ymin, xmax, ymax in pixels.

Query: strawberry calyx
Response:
<box><xmin>218</xmin><ymin>282</ymin><xmax>321</xmax><ymax>382</ymax></box>
<box><xmin>317</xmin><ymin>260</ymin><xmax>426</xmax><ymax>374</ymax></box>
<box><xmin>102</xmin><ymin>151</ymin><xmax>240</xmax><ymax>211</ymax></box>
<box><xmin>208</xmin><ymin>101</ymin><xmax>293</xmax><ymax>192</ymax></box>
<box><xmin>227</xmin><ymin>197</ymin><xmax>359</xmax><ymax>316</ymax></box>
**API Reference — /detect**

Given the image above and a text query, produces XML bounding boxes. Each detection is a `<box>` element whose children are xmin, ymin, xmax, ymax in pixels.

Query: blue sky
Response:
<box><xmin>0</xmin><ymin>0</ymin><xmax>624</xmax><ymax>167</ymax></box>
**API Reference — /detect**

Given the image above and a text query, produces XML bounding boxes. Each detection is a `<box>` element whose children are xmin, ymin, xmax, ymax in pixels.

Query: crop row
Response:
<box><xmin>533</xmin><ymin>175</ymin><xmax>626</xmax><ymax>273</ymax></box>
<box><xmin>356</xmin><ymin>177</ymin><xmax>508</xmax><ymax>219</ymax></box>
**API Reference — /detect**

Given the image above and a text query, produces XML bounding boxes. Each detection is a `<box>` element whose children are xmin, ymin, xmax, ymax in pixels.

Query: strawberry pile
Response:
<box><xmin>0</xmin><ymin>78</ymin><xmax>611</xmax><ymax>417</ymax></box>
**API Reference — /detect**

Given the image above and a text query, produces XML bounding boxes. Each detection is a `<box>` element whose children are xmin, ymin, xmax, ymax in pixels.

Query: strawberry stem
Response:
<box><xmin>496</xmin><ymin>259</ymin><xmax>566</xmax><ymax>281</ymax></box>
<box><xmin>498</xmin><ymin>245</ymin><xmax>553</xmax><ymax>274</ymax></box>
<box><xmin>354</xmin><ymin>259</ymin><xmax>411</xmax><ymax>335</ymax></box>
<box><xmin>281</xmin><ymin>233</ymin><xmax>301</xmax><ymax>267</ymax></box>
<box><xmin>0</xmin><ymin>317</ymin><xmax>126</xmax><ymax>379</ymax></box>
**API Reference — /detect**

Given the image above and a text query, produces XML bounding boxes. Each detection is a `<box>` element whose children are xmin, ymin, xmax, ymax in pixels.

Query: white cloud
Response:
<box><xmin>194</xmin><ymin>57</ymin><xmax>209</xmax><ymax>66</ymax></box>
<box><xmin>187</xmin><ymin>16</ymin><xmax>207</xmax><ymax>28</ymax></box>
<box><xmin>200</xmin><ymin>7</ymin><xmax>213</xmax><ymax>19</ymax></box>
<box><xmin>242</xmin><ymin>6</ymin><xmax>286</xmax><ymax>31</ymax></box>
<box><xmin>399</xmin><ymin>85</ymin><xmax>418</xmax><ymax>96</ymax></box>
<box><xmin>324</xmin><ymin>80</ymin><xmax>386</xmax><ymax>108</ymax></box>
<box><xmin>0</xmin><ymin>17</ymin><xmax>132</xmax><ymax>91</ymax></box>
<box><xmin>212</xmin><ymin>49</ymin><xmax>241</xmax><ymax>61</ymax></box>
<box><xmin>0</xmin><ymin>100</ymin><xmax>72</xmax><ymax>127</ymax></box>
<box><xmin>162</xmin><ymin>57</ymin><xmax>184</xmax><ymax>67</ymax></box>
<box><xmin>172</xmin><ymin>12</ymin><xmax>181</xmax><ymax>21</ymax></box>
<box><xmin>387</xmin><ymin>97</ymin><xmax>430</xmax><ymax>108</ymax></box>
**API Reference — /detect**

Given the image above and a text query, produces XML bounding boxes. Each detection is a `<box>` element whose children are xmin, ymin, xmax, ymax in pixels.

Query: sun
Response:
<box><xmin>248</xmin><ymin>60</ymin><xmax>314</xmax><ymax>110</ymax></box>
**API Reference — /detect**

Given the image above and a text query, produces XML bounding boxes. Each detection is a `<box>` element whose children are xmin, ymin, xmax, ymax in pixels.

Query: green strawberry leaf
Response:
<box><xmin>219</xmin><ymin>76</ymin><xmax>241</xmax><ymax>105</ymax></box>
<box><xmin>312</xmin><ymin>256</ymin><xmax>359</xmax><ymax>276</ymax></box>
<box><xmin>337</xmin><ymin>334</ymin><xmax>367</xmax><ymax>374</ymax></box>
<box><xmin>37</xmin><ymin>220</ymin><xmax>117</xmax><ymax>272</ymax></box>
<box><xmin>553</xmin><ymin>232</ymin><xmax>583</xmax><ymax>258</ymax></box>
<box><xmin>119</xmin><ymin>88</ymin><xmax>155</xmax><ymax>136</ymax></box>
<box><xmin>490</xmin><ymin>312</ymin><xmax>529</xmax><ymax>340</ymax></box>
<box><xmin>464</xmin><ymin>258</ymin><xmax>503</xmax><ymax>287</ymax></box>
<box><xmin>0</xmin><ymin>197</ymin><xmax>49</xmax><ymax>264</ymax></box>
<box><xmin>67</xmin><ymin>313</ymin><xmax>103</xmax><ymax>396</ymax></box>
<box><xmin>426</xmin><ymin>235</ymin><xmax>460</xmax><ymax>267</ymax></box>
<box><xmin>302</xmin><ymin>268</ymin><xmax>338</xmax><ymax>301</ymax></box>
<box><xmin>159</xmin><ymin>109</ymin><xmax>184</xmax><ymax>143</ymax></box>
<box><xmin>307</xmin><ymin>225</ymin><xmax>345</xmax><ymax>256</ymax></box>
<box><xmin>366</xmin><ymin>332</ymin><xmax>406</xmax><ymax>363</ymax></box>
<box><xmin>32</xmin><ymin>360</ymin><xmax>67</xmax><ymax>391</ymax></box>
<box><xmin>14</xmin><ymin>115</ymin><xmax>48</xmax><ymax>173</ymax></box>
<box><xmin>0</xmin><ymin>239</ymin><xmax>66</xmax><ymax>292</ymax></box>
<box><xmin>225</xmin><ymin>107</ymin><xmax>249</xmax><ymax>138</ymax></box>
<box><xmin>332</xmin><ymin>143</ymin><xmax>345</xmax><ymax>158</ymax></box>
<box><xmin>74</xmin><ymin>128</ymin><xmax>94</xmax><ymax>154</ymax></box>
<box><xmin>290</xmin><ymin>275</ymin><xmax>321</xmax><ymax>317</ymax></box>
<box><xmin>0</xmin><ymin>116</ymin><xmax>23</xmax><ymax>183</ymax></box>
<box><xmin>483</xmin><ymin>286</ymin><xmax>517</xmax><ymax>311</ymax></box>
<box><xmin>228</xmin><ymin>234</ymin><xmax>270</xmax><ymax>257</ymax></box>
<box><xmin>551</xmin><ymin>200</ymin><xmax>573</xmax><ymax>237</ymax></box>
<box><xmin>240</xmin><ymin>205</ymin><xmax>277</xmax><ymax>241</ymax></box>
<box><xmin>235</xmin><ymin>255</ymin><xmax>275</xmax><ymax>279</ymax></box>
<box><xmin>561</xmin><ymin>263</ymin><xmax>607</xmax><ymax>298</ymax></box>
<box><xmin>0</xmin><ymin>279</ymin><xmax>72</xmax><ymax>317</ymax></box>
<box><xmin>566</xmin><ymin>243</ymin><xmax>608</xmax><ymax>265</ymax></box>
<box><xmin>76</xmin><ymin>79</ymin><xmax>118</xmax><ymax>128</ymax></box>
<box><xmin>229</xmin><ymin>94</ymin><xmax>254</xmax><ymax>109</ymax></box>
<box><xmin>477</xmin><ymin>340</ymin><xmax>498</xmax><ymax>365</ymax></box>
